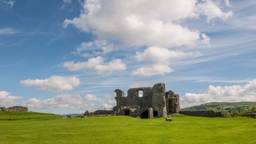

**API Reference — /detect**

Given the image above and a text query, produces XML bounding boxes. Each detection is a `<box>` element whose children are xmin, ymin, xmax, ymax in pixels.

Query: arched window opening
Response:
<box><xmin>138</xmin><ymin>90</ymin><xmax>143</xmax><ymax>97</ymax></box>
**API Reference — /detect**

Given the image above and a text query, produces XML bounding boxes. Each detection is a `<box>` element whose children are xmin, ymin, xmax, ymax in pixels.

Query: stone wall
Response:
<box><xmin>0</xmin><ymin>107</ymin><xmax>6</xmax><ymax>111</ymax></box>
<box><xmin>179</xmin><ymin>110</ymin><xmax>224</xmax><ymax>117</ymax></box>
<box><xmin>0</xmin><ymin>106</ymin><xmax>28</xmax><ymax>112</ymax></box>
<box><xmin>93</xmin><ymin>110</ymin><xmax>114</xmax><ymax>116</ymax></box>
<box><xmin>152</xmin><ymin>83</ymin><xmax>166</xmax><ymax>117</ymax></box>
<box><xmin>166</xmin><ymin>90</ymin><xmax>180</xmax><ymax>113</ymax></box>
<box><xmin>243</xmin><ymin>113</ymin><xmax>256</xmax><ymax>118</ymax></box>
<box><xmin>115</xmin><ymin>87</ymin><xmax>153</xmax><ymax>113</ymax></box>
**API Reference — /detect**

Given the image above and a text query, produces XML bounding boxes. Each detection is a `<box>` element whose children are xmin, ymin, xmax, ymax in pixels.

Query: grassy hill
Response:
<box><xmin>0</xmin><ymin>112</ymin><xmax>61</xmax><ymax>120</ymax></box>
<box><xmin>181</xmin><ymin>102</ymin><xmax>256</xmax><ymax>112</ymax></box>
<box><xmin>0</xmin><ymin>112</ymin><xmax>256</xmax><ymax>143</ymax></box>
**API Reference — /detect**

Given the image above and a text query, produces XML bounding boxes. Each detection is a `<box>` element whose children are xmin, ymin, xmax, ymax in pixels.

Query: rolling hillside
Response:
<box><xmin>181</xmin><ymin>102</ymin><xmax>256</xmax><ymax>112</ymax></box>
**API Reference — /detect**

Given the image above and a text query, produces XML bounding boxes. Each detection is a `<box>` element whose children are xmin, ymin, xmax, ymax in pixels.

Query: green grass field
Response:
<box><xmin>0</xmin><ymin>112</ymin><xmax>256</xmax><ymax>144</ymax></box>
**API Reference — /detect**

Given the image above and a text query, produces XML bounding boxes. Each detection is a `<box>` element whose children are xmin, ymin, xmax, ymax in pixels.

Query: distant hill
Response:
<box><xmin>181</xmin><ymin>102</ymin><xmax>256</xmax><ymax>112</ymax></box>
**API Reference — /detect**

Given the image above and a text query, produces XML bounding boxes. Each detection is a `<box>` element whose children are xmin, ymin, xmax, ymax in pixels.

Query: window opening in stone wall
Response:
<box><xmin>141</xmin><ymin>110</ymin><xmax>149</xmax><ymax>118</ymax></box>
<box><xmin>138</xmin><ymin>90</ymin><xmax>143</xmax><ymax>97</ymax></box>
<box><xmin>124</xmin><ymin>109</ymin><xmax>130</xmax><ymax>115</ymax></box>
<box><xmin>153</xmin><ymin>111</ymin><xmax>158</xmax><ymax>117</ymax></box>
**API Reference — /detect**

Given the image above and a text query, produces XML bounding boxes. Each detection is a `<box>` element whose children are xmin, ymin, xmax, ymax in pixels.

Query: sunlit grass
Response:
<box><xmin>0</xmin><ymin>112</ymin><xmax>255</xmax><ymax>144</ymax></box>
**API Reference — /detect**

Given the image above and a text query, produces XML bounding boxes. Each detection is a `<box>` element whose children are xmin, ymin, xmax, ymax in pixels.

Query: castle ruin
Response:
<box><xmin>113</xmin><ymin>83</ymin><xmax>180</xmax><ymax>118</ymax></box>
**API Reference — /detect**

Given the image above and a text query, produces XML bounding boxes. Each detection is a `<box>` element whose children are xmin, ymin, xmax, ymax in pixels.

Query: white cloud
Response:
<box><xmin>108</xmin><ymin>100</ymin><xmax>116</xmax><ymax>104</ymax></box>
<box><xmin>63</xmin><ymin>56</ymin><xmax>104</xmax><ymax>71</ymax></box>
<box><xmin>0</xmin><ymin>91</ymin><xmax>22</xmax><ymax>107</ymax></box>
<box><xmin>0</xmin><ymin>0</ymin><xmax>15</xmax><ymax>8</ymax></box>
<box><xmin>135</xmin><ymin>46</ymin><xmax>202</xmax><ymax>63</ymax></box>
<box><xmin>23</xmin><ymin>93</ymin><xmax>82</xmax><ymax>109</ymax></box>
<box><xmin>7</xmin><ymin>0</ymin><xmax>14</xmax><ymax>7</ymax></box>
<box><xmin>72</xmin><ymin>40</ymin><xmax>114</xmax><ymax>57</ymax></box>
<box><xmin>196</xmin><ymin>0</ymin><xmax>233</xmax><ymax>23</ymax></box>
<box><xmin>84</xmin><ymin>94</ymin><xmax>104</xmax><ymax>102</ymax></box>
<box><xmin>224</xmin><ymin>0</ymin><xmax>231</xmax><ymax>7</ymax></box>
<box><xmin>63</xmin><ymin>57</ymin><xmax>126</xmax><ymax>75</ymax></box>
<box><xmin>201</xmin><ymin>33</ymin><xmax>211</xmax><ymax>44</ymax></box>
<box><xmin>132</xmin><ymin>65</ymin><xmax>173</xmax><ymax>77</ymax></box>
<box><xmin>63</xmin><ymin>0</ymin><xmax>231</xmax><ymax>48</ymax></box>
<box><xmin>0</xmin><ymin>28</ymin><xmax>17</xmax><ymax>35</ymax></box>
<box><xmin>79</xmin><ymin>102</ymin><xmax>95</xmax><ymax>111</ymax></box>
<box><xmin>181</xmin><ymin>79</ymin><xmax>256</xmax><ymax>107</ymax></box>
<box><xmin>95</xmin><ymin>59</ymin><xmax>126</xmax><ymax>75</ymax></box>
<box><xmin>63</xmin><ymin>0</ymin><xmax>72</xmax><ymax>4</ymax></box>
<box><xmin>20</xmin><ymin>76</ymin><xmax>80</xmax><ymax>92</ymax></box>
<box><xmin>98</xmin><ymin>103</ymin><xmax>113</xmax><ymax>110</ymax></box>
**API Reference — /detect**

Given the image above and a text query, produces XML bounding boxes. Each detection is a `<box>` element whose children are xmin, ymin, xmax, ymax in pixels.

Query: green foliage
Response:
<box><xmin>182</xmin><ymin>102</ymin><xmax>256</xmax><ymax>117</ymax></box>
<box><xmin>246</xmin><ymin>106</ymin><xmax>256</xmax><ymax>113</ymax></box>
<box><xmin>0</xmin><ymin>112</ymin><xmax>256</xmax><ymax>144</ymax></box>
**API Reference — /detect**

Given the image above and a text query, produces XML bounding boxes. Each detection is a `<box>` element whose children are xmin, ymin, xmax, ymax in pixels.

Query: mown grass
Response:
<box><xmin>0</xmin><ymin>112</ymin><xmax>256</xmax><ymax>144</ymax></box>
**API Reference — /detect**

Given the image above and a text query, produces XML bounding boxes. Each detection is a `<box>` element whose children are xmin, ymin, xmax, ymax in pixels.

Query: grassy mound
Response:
<box><xmin>0</xmin><ymin>113</ymin><xmax>256</xmax><ymax>144</ymax></box>
<box><xmin>0</xmin><ymin>112</ymin><xmax>61</xmax><ymax>120</ymax></box>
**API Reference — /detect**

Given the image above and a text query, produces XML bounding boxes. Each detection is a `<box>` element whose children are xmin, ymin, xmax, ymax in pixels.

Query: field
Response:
<box><xmin>0</xmin><ymin>112</ymin><xmax>256</xmax><ymax>144</ymax></box>
<box><xmin>181</xmin><ymin>102</ymin><xmax>256</xmax><ymax>112</ymax></box>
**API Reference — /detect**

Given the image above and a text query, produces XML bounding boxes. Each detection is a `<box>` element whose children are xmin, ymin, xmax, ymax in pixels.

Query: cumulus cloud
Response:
<box><xmin>84</xmin><ymin>94</ymin><xmax>104</xmax><ymax>102</ymax></box>
<box><xmin>72</xmin><ymin>40</ymin><xmax>114</xmax><ymax>57</ymax></box>
<box><xmin>200</xmin><ymin>33</ymin><xmax>211</xmax><ymax>44</ymax></box>
<box><xmin>132</xmin><ymin>65</ymin><xmax>173</xmax><ymax>77</ymax></box>
<box><xmin>63</xmin><ymin>56</ymin><xmax>126</xmax><ymax>75</ymax></box>
<box><xmin>22</xmin><ymin>93</ymin><xmax>83</xmax><ymax>109</ymax></box>
<box><xmin>79</xmin><ymin>102</ymin><xmax>95</xmax><ymax>111</ymax></box>
<box><xmin>95</xmin><ymin>59</ymin><xmax>126</xmax><ymax>75</ymax></box>
<box><xmin>196</xmin><ymin>0</ymin><xmax>233</xmax><ymax>23</ymax></box>
<box><xmin>59</xmin><ymin>0</ymin><xmax>235</xmax><ymax>81</ymax></box>
<box><xmin>62</xmin><ymin>0</ymin><xmax>232</xmax><ymax>78</ymax></box>
<box><xmin>135</xmin><ymin>46</ymin><xmax>202</xmax><ymax>63</ymax></box>
<box><xmin>0</xmin><ymin>91</ymin><xmax>22</xmax><ymax>107</ymax></box>
<box><xmin>20</xmin><ymin>76</ymin><xmax>80</xmax><ymax>92</ymax></box>
<box><xmin>98</xmin><ymin>103</ymin><xmax>113</xmax><ymax>110</ymax></box>
<box><xmin>63</xmin><ymin>56</ymin><xmax>104</xmax><ymax>71</ymax></box>
<box><xmin>108</xmin><ymin>100</ymin><xmax>116</xmax><ymax>104</ymax></box>
<box><xmin>224</xmin><ymin>0</ymin><xmax>231</xmax><ymax>7</ymax></box>
<box><xmin>63</xmin><ymin>0</ymin><xmax>232</xmax><ymax>48</ymax></box>
<box><xmin>181</xmin><ymin>79</ymin><xmax>256</xmax><ymax>107</ymax></box>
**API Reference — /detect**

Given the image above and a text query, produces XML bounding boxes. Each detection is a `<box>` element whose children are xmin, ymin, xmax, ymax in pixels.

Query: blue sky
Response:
<box><xmin>1</xmin><ymin>0</ymin><xmax>256</xmax><ymax>114</ymax></box>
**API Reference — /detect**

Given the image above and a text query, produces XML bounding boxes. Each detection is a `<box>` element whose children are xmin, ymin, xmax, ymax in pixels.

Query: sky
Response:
<box><xmin>1</xmin><ymin>0</ymin><xmax>256</xmax><ymax>114</ymax></box>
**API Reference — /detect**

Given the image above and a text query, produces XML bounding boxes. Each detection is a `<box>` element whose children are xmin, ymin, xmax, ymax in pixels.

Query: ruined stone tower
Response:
<box><xmin>113</xmin><ymin>83</ymin><xmax>180</xmax><ymax>118</ymax></box>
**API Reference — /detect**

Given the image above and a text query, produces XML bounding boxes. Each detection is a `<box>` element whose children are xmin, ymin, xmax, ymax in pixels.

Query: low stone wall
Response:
<box><xmin>179</xmin><ymin>110</ymin><xmax>224</xmax><ymax>117</ymax></box>
<box><xmin>93</xmin><ymin>110</ymin><xmax>114</xmax><ymax>116</ymax></box>
<box><xmin>243</xmin><ymin>113</ymin><xmax>256</xmax><ymax>118</ymax></box>
<box><xmin>0</xmin><ymin>106</ymin><xmax>28</xmax><ymax>112</ymax></box>
<box><xmin>0</xmin><ymin>107</ymin><xmax>6</xmax><ymax>112</ymax></box>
